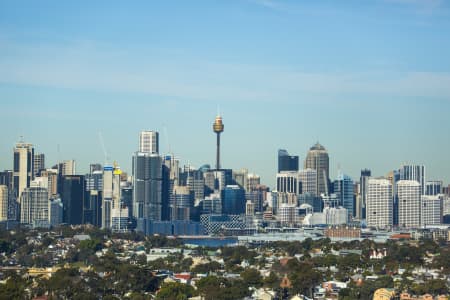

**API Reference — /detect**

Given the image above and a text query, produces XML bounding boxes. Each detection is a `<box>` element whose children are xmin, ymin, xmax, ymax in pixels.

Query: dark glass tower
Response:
<box><xmin>278</xmin><ymin>149</ymin><xmax>299</xmax><ymax>172</ymax></box>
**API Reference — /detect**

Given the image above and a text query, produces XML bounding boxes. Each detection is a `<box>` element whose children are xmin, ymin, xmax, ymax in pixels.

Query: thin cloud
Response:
<box><xmin>1</xmin><ymin>39</ymin><xmax>450</xmax><ymax>102</ymax></box>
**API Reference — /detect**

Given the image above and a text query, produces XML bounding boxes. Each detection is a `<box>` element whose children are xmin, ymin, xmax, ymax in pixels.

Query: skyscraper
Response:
<box><xmin>276</xmin><ymin>171</ymin><xmax>301</xmax><ymax>195</ymax></box>
<box><xmin>397</xmin><ymin>180</ymin><xmax>421</xmax><ymax>228</ymax></box>
<box><xmin>333</xmin><ymin>173</ymin><xmax>354</xmax><ymax>218</ymax></box>
<box><xmin>61</xmin><ymin>175</ymin><xmax>85</xmax><ymax>225</ymax></box>
<box><xmin>366</xmin><ymin>178</ymin><xmax>393</xmax><ymax>229</ymax></box>
<box><xmin>278</xmin><ymin>149</ymin><xmax>299</xmax><ymax>173</ymax></box>
<box><xmin>13</xmin><ymin>142</ymin><xmax>34</xmax><ymax>202</ymax></box>
<box><xmin>33</xmin><ymin>153</ymin><xmax>45</xmax><ymax>177</ymax></box>
<box><xmin>213</xmin><ymin>115</ymin><xmax>224</xmax><ymax>170</ymax></box>
<box><xmin>222</xmin><ymin>185</ymin><xmax>245</xmax><ymax>215</ymax></box>
<box><xmin>304</xmin><ymin>142</ymin><xmax>329</xmax><ymax>196</ymax></box>
<box><xmin>0</xmin><ymin>185</ymin><xmax>8</xmax><ymax>221</ymax></box>
<box><xmin>359</xmin><ymin>169</ymin><xmax>371</xmax><ymax>219</ymax></box>
<box><xmin>132</xmin><ymin>152</ymin><xmax>162</xmax><ymax>222</ymax></box>
<box><xmin>298</xmin><ymin>168</ymin><xmax>317</xmax><ymax>195</ymax></box>
<box><xmin>425</xmin><ymin>180</ymin><xmax>443</xmax><ymax>196</ymax></box>
<box><xmin>102</xmin><ymin>165</ymin><xmax>113</xmax><ymax>229</ymax></box>
<box><xmin>139</xmin><ymin>131</ymin><xmax>159</xmax><ymax>154</ymax></box>
<box><xmin>170</xmin><ymin>185</ymin><xmax>193</xmax><ymax>221</ymax></box>
<box><xmin>400</xmin><ymin>164</ymin><xmax>425</xmax><ymax>195</ymax></box>
<box><xmin>20</xmin><ymin>186</ymin><xmax>48</xmax><ymax>227</ymax></box>
<box><xmin>421</xmin><ymin>195</ymin><xmax>443</xmax><ymax>226</ymax></box>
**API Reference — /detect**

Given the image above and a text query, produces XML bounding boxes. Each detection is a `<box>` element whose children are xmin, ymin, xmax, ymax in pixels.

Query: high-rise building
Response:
<box><xmin>222</xmin><ymin>185</ymin><xmax>245</xmax><ymax>215</ymax></box>
<box><xmin>298</xmin><ymin>168</ymin><xmax>317</xmax><ymax>195</ymax></box>
<box><xmin>84</xmin><ymin>190</ymin><xmax>102</xmax><ymax>227</ymax></box>
<box><xmin>60</xmin><ymin>160</ymin><xmax>76</xmax><ymax>176</ymax></box>
<box><xmin>40</xmin><ymin>169</ymin><xmax>58</xmax><ymax>199</ymax></box>
<box><xmin>212</xmin><ymin>115</ymin><xmax>224</xmax><ymax>170</ymax></box>
<box><xmin>247</xmin><ymin>174</ymin><xmax>261</xmax><ymax>192</ymax></box>
<box><xmin>366</xmin><ymin>178</ymin><xmax>393</xmax><ymax>229</ymax></box>
<box><xmin>202</xmin><ymin>192</ymin><xmax>222</xmax><ymax>215</ymax></box>
<box><xmin>233</xmin><ymin>169</ymin><xmax>248</xmax><ymax>191</ymax></box>
<box><xmin>400</xmin><ymin>164</ymin><xmax>425</xmax><ymax>195</ymax></box>
<box><xmin>49</xmin><ymin>198</ymin><xmax>63</xmax><ymax>227</ymax></box>
<box><xmin>102</xmin><ymin>165</ymin><xmax>113</xmax><ymax>229</ymax></box>
<box><xmin>139</xmin><ymin>131</ymin><xmax>159</xmax><ymax>154</ymax></box>
<box><xmin>33</xmin><ymin>153</ymin><xmax>45</xmax><ymax>177</ymax></box>
<box><xmin>13</xmin><ymin>142</ymin><xmax>34</xmax><ymax>202</ymax></box>
<box><xmin>397</xmin><ymin>180</ymin><xmax>421</xmax><ymax>228</ymax></box>
<box><xmin>425</xmin><ymin>181</ymin><xmax>443</xmax><ymax>196</ymax></box>
<box><xmin>333</xmin><ymin>173</ymin><xmax>354</xmax><ymax>218</ymax></box>
<box><xmin>132</xmin><ymin>152</ymin><xmax>162</xmax><ymax>222</ymax></box>
<box><xmin>304</xmin><ymin>142</ymin><xmax>329</xmax><ymax>196</ymax></box>
<box><xmin>359</xmin><ymin>169</ymin><xmax>371</xmax><ymax>219</ymax></box>
<box><xmin>0</xmin><ymin>185</ymin><xmax>8</xmax><ymax>221</ymax></box>
<box><xmin>276</xmin><ymin>171</ymin><xmax>301</xmax><ymax>195</ymax></box>
<box><xmin>170</xmin><ymin>185</ymin><xmax>193</xmax><ymax>221</ymax></box>
<box><xmin>278</xmin><ymin>149</ymin><xmax>299</xmax><ymax>173</ymax></box>
<box><xmin>61</xmin><ymin>175</ymin><xmax>85</xmax><ymax>225</ymax></box>
<box><xmin>20</xmin><ymin>186</ymin><xmax>48</xmax><ymax>227</ymax></box>
<box><xmin>421</xmin><ymin>195</ymin><xmax>443</xmax><ymax>226</ymax></box>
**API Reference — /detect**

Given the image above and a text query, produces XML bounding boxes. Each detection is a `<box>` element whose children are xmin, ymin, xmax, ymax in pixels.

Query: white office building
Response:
<box><xmin>298</xmin><ymin>168</ymin><xmax>317</xmax><ymax>195</ymax></box>
<box><xmin>397</xmin><ymin>180</ymin><xmax>421</xmax><ymax>228</ymax></box>
<box><xmin>366</xmin><ymin>178</ymin><xmax>393</xmax><ymax>229</ymax></box>
<box><xmin>139</xmin><ymin>131</ymin><xmax>159</xmax><ymax>154</ymax></box>
<box><xmin>421</xmin><ymin>195</ymin><xmax>443</xmax><ymax>226</ymax></box>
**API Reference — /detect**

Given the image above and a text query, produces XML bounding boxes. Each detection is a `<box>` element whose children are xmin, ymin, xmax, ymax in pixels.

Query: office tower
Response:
<box><xmin>278</xmin><ymin>149</ymin><xmax>299</xmax><ymax>172</ymax></box>
<box><xmin>425</xmin><ymin>181</ymin><xmax>443</xmax><ymax>196</ymax></box>
<box><xmin>279</xmin><ymin>204</ymin><xmax>297</xmax><ymax>226</ymax></box>
<box><xmin>59</xmin><ymin>160</ymin><xmax>76</xmax><ymax>176</ymax></box>
<box><xmin>86</xmin><ymin>170</ymin><xmax>103</xmax><ymax>191</ymax></box>
<box><xmin>40</xmin><ymin>169</ymin><xmax>58</xmax><ymax>199</ymax></box>
<box><xmin>222</xmin><ymin>185</ymin><xmax>245</xmax><ymax>215</ymax></box>
<box><xmin>359</xmin><ymin>169</ymin><xmax>371</xmax><ymax>219</ymax></box>
<box><xmin>204</xmin><ymin>170</ymin><xmax>216</xmax><ymax>196</ymax></box>
<box><xmin>0</xmin><ymin>170</ymin><xmax>13</xmax><ymax>189</ymax></box>
<box><xmin>139</xmin><ymin>131</ymin><xmax>159</xmax><ymax>154</ymax></box>
<box><xmin>298</xmin><ymin>193</ymin><xmax>322</xmax><ymax>213</ymax></box>
<box><xmin>400</xmin><ymin>164</ymin><xmax>425</xmax><ymax>194</ymax></box>
<box><xmin>20</xmin><ymin>186</ymin><xmax>48</xmax><ymax>227</ymax></box>
<box><xmin>245</xmin><ymin>200</ymin><xmax>255</xmax><ymax>216</ymax></box>
<box><xmin>304</xmin><ymin>142</ymin><xmax>329</xmax><ymax>196</ymax></box>
<box><xmin>397</xmin><ymin>180</ymin><xmax>421</xmax><ymax>228</ymax></box>
<box><xmin>49</xmin><ymin>198</ymin><xmax>63</xmax><ymax>227</ymax></box>
<box><xmin>233</xmin><ymin>169</ymin><xmax>248</xmax><ymax>191</ymax></box>
<box><xmin>276</xmin><ymin>171</ymin><xmax>301</xmax><ymax>195</ymax></box>
<box><xmin>13</xmin><ymin>142</ymin><xmax>34</xmax><ymax>201</ymax></box>
<box><xmin>186</xmin><ymin>169</ymin><xmax>205</xmax><ymax>201</ymax></box>
<box><xmin>84</xmin><ymin>190</ymin><xmax>102</xmax><ymax>227</ymax></box>
<box><xmin>421</xmin><ymin>195</ymin><xmax>443</xmax><ymax>226</ymax></box>
<box><xmin>212</xmin><ymin>115</ymin><xmax>224</xmax><ymax>170</ymax></box>
<box><xmin>170</xmin><ymin>185</ymin><xmax>193</xmax><ymax>221</ymax></box>
<box><xmin>33</xmin><ymin>153</ymin><xmax>45</xmax><ymax>177</ymax></box>
<box><xmin>321</xmin><ymin>193</ymin><xmax>339</xmax><ymax>208</ymax></box>
<box><xmin>212</xmin><ymin>169</ymin><xmax>232</xmax><ymax>192</ymax></box>
<box><xmin>334</xmin><ymin>173</ymin><xmax>354</xmax><ymax>218</ymax></box>
<box><xmin>132</xmin><ymin>152</ymin><xmax>162</xmax><ymax>222</ymax></box>
<box><xmin>0</xmin><ymin>185</ymin><xmax>8</xmax><ymax>221</ymax></box>
<box><xmin>202</xmin><ymin>192</ymin><xmax>222</xmax><ymax>215</ymax></box>
<box><xmin>298</xmin><ymin>168</ymin><xmax>317</xmax><ymax>195</ymax></box>
<box><xmin>366</xmin><ymin>178</ymin><xmax>393</xmax><ymax>229</ymax></box>
<box><xmin>102</xmin><ymin>166</ymin><xmax>113</xmax><ymax>229</ymax></box>
<box><xmin>245</xmin><ymin>190</ymin><xmax>264</xmax><ymax>213</ymax></box>
<box><xmin>247</xmin><ymin>174</ymin><xmax>261</xmax><ymax>192</ymax></box>
<box><xmin>61</xmin><ymin>175</ymin><xmax>85</xmax><ymax>225</ymax></box>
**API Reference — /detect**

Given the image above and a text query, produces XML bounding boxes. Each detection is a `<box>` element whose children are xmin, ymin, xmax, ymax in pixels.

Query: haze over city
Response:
<box><xmin>1</xmin><ymin>0</ymin><xmax>450</xmax><ymax>185</ymax></box>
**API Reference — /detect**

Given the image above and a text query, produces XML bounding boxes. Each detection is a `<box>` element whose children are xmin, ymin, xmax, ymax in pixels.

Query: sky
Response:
<box><xmin>1</xmin><ymin>0</ymin><xmax>450</xmax><ymax>187</ymax></box>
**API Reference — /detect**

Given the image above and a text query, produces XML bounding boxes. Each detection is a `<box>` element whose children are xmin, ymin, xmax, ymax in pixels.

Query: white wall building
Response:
<box><xmin>366</xmin><ymin>178</ymin><xmax>392</xmax><ymax>229</ymax></box>
<box><xmin>397</xmin><ymin>180</ymin><xmax>421</xmax><ymax>228</ymax></box>
<box><xmin>298</xmin><ymin>168</ymin><xmax>318</xmax><ymax>195</ymax></box>
<box><xmin>421</xmin><ymin>195</ymin><xmax>443</xmax><ymax>227</ymax></box>
<box><xmin>139</xmin><ymin>131</ymin><xmax>159</xmax><ymax>154</ymax></box>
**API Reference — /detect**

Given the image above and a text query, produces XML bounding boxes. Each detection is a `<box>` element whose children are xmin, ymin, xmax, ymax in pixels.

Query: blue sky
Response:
<box><xmin>1</xmin><ymin>0</ymin><xmax>450</xmax><ymax>186</ymax></box>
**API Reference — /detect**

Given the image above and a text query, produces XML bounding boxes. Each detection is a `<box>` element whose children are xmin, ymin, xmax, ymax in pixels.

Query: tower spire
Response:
<box><xmin>213</xmin><ymin>115</ymin><xmax>224</xmax><ymax>170</ymax></box>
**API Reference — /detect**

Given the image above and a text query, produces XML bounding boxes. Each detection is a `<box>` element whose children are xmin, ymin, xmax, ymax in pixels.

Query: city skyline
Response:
<box><xmin>1</xmin><ymin>1</ymin><xmax>450</xmax><ymax>185</ymax></box>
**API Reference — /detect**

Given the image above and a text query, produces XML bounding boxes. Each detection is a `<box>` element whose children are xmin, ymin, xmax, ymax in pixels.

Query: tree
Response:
<box><xmin>156</xmin><ymin>282</ymin><xmax>196</xmax><ymax>300</ymax></box>
<box><xmin>289</xmin><ymin>262</ymin><xmax>321</xmax><ymax>297</ymax></box>
<box><xmin>263</xmin><ymin>271</ymin><xmax>280</xmax><ymax>289</ymax></box>
<box><xmin>240</xmin><ymin>268</ymin><xmax>263</xmax><ymax>288</ymax></box>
